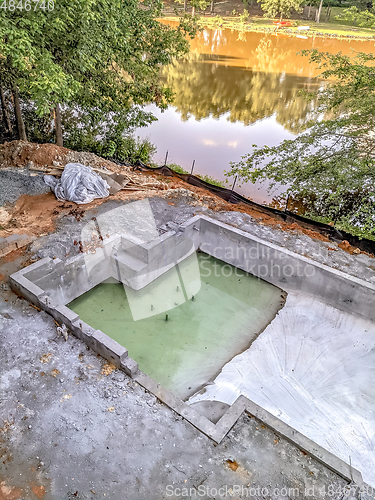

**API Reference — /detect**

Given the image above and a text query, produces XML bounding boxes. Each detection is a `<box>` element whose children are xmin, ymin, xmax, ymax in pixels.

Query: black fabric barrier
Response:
<box><xmin>134</xmin><ymin>160</ymin><xmax>375</xmax><ymax>254</ymax></box>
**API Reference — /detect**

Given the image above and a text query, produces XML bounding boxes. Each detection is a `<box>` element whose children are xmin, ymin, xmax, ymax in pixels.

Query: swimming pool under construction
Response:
<box><xmin>10</xmin><ymin>200</ymin><xmax>375</xmax><ymax>489</ymax></box>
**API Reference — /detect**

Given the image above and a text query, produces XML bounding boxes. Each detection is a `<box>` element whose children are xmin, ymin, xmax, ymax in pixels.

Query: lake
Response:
<box><xmin>136</xmin><ymin>26</ymin><xmax>375</xmax><ymax>203</ymax></box>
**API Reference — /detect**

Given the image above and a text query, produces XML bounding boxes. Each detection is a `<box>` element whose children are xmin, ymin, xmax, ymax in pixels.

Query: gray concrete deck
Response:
<box><xmin>2</xmin><ymin>194</ymin><xmax>375</xmax><ymax>499</ymax></box>
<box><xmin>0</xmin><ymin>287</ymin><xmax>366</xmax><ymax>500</ymax></box>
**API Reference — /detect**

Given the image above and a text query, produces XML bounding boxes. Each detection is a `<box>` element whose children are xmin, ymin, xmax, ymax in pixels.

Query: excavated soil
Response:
<box><xmin>0</xmin><ymin>141</ymin><xmax>365</xmax><ymax>257</ymax></box>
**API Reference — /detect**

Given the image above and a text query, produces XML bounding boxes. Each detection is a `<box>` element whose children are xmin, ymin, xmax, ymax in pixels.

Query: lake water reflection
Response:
<box><xmin>137</xmin><ymin>27</ymin><xmax>375</xmax><ymax>203</ymax></box>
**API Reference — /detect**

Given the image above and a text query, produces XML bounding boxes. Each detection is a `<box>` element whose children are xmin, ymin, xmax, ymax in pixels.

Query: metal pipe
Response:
<box><xmin>191</xmin><ymin>160</ymin><xmax>195</xmax><ymax>175</ymax></box>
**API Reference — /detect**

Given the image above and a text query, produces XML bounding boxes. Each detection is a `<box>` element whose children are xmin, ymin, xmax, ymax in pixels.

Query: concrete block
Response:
<box><xmin>71</xmin><ymin>319</ymin><xmax>95</xmax><ymax>342</ymax></box>
<box><xmin>0</xmin><ymin>237</ymin><xmax>7</xmax><ymax>250</ymax></box>
<box><xmin>54</xmin><ymin>305</ymin><xmax>79</xmax><ymax>327</ymax></box>
<box><xmin>15</xmin><ymin>234</ymin><xmax>34</xmax><ymax>248</ymax></box>
<box><xmin>38</xmin><ymin>294</ymin><xmax>58</xmax><ymax>314</ymax></box>
<box><xmin>92</xmin><ymin>329</ymin><xmax>128</xmax><ymax>368</ymax></box>
<box><xmin>10</xmin><ymin>274</ymin><xmax>45</xmax><ymax>302</ymax></box>
<box><xmin>14</xmin><ymin>257</ymin><xmax>52</xmax><ymax>277</ymax></box>
<box><xmin>5</xmin><ymin>234</ymin><xmax>20</xmax><ymax>244</ymax></box>
<box><xmin>0</xmin><ymin>243</ymin><xmax>17</xmax><ymax>256</ymax></box>
<box><xmin>121</xmin><ymin>356</ymin><xmax>139</xmax><ymax>377</ymax></box>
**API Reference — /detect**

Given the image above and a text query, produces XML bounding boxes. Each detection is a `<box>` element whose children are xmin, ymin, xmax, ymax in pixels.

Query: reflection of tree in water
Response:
<box><xmin>162</xmin><ymin>32</ymin><xmax>320</xmax><ymax>132</ymax></box>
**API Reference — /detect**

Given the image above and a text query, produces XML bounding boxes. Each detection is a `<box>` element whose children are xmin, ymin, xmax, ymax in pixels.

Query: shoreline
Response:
<box><xmin>162</xmin><ymin>14</ymin><xmax>375</xmax><ymax>42</ymax></box>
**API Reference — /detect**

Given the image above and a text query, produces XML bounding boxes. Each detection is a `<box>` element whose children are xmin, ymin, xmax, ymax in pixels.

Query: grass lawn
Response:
<box><xmin>162</xmin><ymin>6</ymin><xmax>375</xmax><ymax>39</ymax></box>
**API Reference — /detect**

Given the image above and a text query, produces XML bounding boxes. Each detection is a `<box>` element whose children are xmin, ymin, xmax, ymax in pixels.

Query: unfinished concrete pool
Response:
<box><xmin>9</xmin><ymin>200</ymin><xmax>375</xmax><ymax>490</ymax></box>
<box><xmin>67</xmin><ymin>253</ymin><xmax>285</xmax><ymax>400</ymax></box>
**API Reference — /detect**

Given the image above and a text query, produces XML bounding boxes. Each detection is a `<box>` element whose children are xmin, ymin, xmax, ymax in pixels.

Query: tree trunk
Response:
<box><xmin>315</xmin><ymin>0</ymin><xmax>323</xmax><ymax>23</ymax></box>
<box><xmin>184</xmin><ymin>0</ymin><xmax>187</xmax><ymax>11</ymax></box>
<box><xmin>54</xmin><ymin>103</ymin><xmax>63</xmax><ymax>147</ymax></box>
<box><xmin>12</xmin><ymin>86</ymin><xmax>27</xmax><ymax>141</ymax></box>
<box><xmin>192</xmin><ymin>5</ymin><xmax>195</xmax><ymax>16</ymax></box>
<box><xmin>210</xmin><ymin>0</ymin><xmax>214</xmax><ymax>13</ymax></box>
<box><xmin>0</xmin><ymin>86</ymin><xmax>12</xmax><ymax>133</ymax></box>
<box><xmin>308</xmin><ymin>5</ymin><xmax>311</xmax><ymax>18</ymax></box>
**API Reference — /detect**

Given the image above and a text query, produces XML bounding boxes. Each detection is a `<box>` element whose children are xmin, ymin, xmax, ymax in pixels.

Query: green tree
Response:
<box><xmin>190</xmin><ymin>0</ymin><xmax>209</xmax><ymax>15</ymax></box>
<box><xmin>227</xmin><ymin>50</ymin><xmax>375</xmax><ymax>237</ymax></box>
<box><xmin>336</xmin><ymin>3</ymin><xmax>375</xmax><ymax>27</ymax></box>
<box><xmin>0</xmin><ymin>0</ymin><xmax>197</xmax><ymax>145</ymax></box>
<box><xmin>176</xmin><ymin>0</ymin><xmax>209</xmax><ymax>15</ymax></box>
<box><xmin>259</xmin><ymin>0</ymin><xmax>304</xmax><ymax>21</ymax></box>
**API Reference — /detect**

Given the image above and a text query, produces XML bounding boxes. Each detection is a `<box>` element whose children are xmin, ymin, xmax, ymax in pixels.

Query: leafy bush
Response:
<box><xmin>212</xmin><ymin>15</ymin><xmax>224</xmax><ymax>25</ymax></box>
<box><xmin>198</xmin><ymin>174</ymin><xmax>225</xmax><ymax>187</ymax></box>
<box><xmin>168</xmin><ymin>163</ymin><xmax>189</xmax><ymax>174</ymax></box>
<box><xmin>168</xmin><ymin>163</ymin><xmax>226</xmax><ymax>187</ymax></box>
<box><xmin>240</xmin><ymin>9</ymin><xmax>250</xmax><ymax>22</ymax></box>
<box><xmin>62</xmin><ymin>106</ymin><xmax>157</xmax><ymax>164</ymax></box>
<box><xmin>64</xmin><ymin>130</ymin><xmax>156</xmax><ymax>165</ymax></box>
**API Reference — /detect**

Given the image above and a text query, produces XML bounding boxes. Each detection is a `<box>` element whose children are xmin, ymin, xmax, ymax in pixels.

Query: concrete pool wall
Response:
<box><xmin>9</xmin><ymin>213</ymin><xmax>375</xmax><ymax>489</ymax></box>
<box><xmin>12</xmin><ymin>215</ymin><xmax>375</xmax><ymax>318</ymax></box>
<box><xmin>198</xmin><ymin>216</ymin><xmax>375</xmax><ymax>321</ymax></box>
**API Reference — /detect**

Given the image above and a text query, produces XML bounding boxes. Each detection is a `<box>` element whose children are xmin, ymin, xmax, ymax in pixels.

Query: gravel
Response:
<box><xmin>0</xmin><ymin>168</ymin><xmax>51</xmax><ymax>207</ymax></box>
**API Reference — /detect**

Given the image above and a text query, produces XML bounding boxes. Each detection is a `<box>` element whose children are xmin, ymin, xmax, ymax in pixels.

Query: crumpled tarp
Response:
<box><xmin>44</xmin><ymin>163</ymin><xmax>110</xmax><ymax>204</ymax></box>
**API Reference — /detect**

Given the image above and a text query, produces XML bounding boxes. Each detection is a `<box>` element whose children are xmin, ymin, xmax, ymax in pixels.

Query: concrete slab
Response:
<box><xmin>0</xmin><ymin>292</ymin><xmax>363</xmax><ymax>499</ymax></box>
<box><xmin>8</xmin><ymin>209</ymin><xmax>375</xmax><ymax>489</ymax></box>
<box><xmin>190</xmin><ymin>292</ymin><xmax>375</xmax><ymax>487</ymax></box>
<box><xmin>3</xmin><ymin>195</ymin><xmax>375</xmax><ymax>498</ymax></box>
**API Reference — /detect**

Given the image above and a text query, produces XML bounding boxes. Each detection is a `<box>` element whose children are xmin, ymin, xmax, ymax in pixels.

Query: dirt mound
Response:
<box><xmin>0</xmin><ymin>141</ymin><xmax>69</xmax><ymax>169</ymax></box>
<box><xmin>0</xmin><ymin>140</ymin><xmax>122</xmax><ymax>172</ymax></box>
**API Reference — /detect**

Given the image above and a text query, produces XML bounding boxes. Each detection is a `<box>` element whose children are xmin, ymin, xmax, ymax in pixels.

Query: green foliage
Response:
<box><xmin>228</xmin><ymin>49</ymin><xmax>375</xmax><ymax>237</ymax></box>
<box><xmin>260</xmin><ymin>0</ymin><xmax>303</xmax><ymax>20</ymax></box>
<box><xmin>21</xmin><ymin>102</ymin><xmax>55</xmax><ymax>144</ymax></box>
<box><xmin>61</xmin><ymin>107</ymin><xmax>157</xmax><ymax>164</ymax></box>
<box><xmin>65</xmin><ymin>128</ymin><xmax>156</xmax><ymax>165</ymax></box>
<box><xmin>212</xmin><ymin>15</ymin><xmax>224</xmax><ymax>25</ymax></box>
<box><xmin>198</xmin><ymin>174</ymin><xmax>225</xmax><ymax>187</ymax></box>
<box><xmin>190</xmin><ymin>0</ymin><xmax>210</xmax><ymax>14</ymax></box>
<box><xmin>166</xmin><ymin>163</ymin><xmax>225</xmax><ymax>186</ymax></box>
<box><xmin>168</xmin><ymin>163</ymin><xmax>189</xmax><ymax>174</ymax></box>
<box><xmin>240</xmin><ymin>9</ymin><xmax>250</xmax><ymax>22</ymax></box>
<box><xmin>0</xmin><ymin>0</ymin><xmax>198</xmax><ymax>142</ymax></box>
<box><xmin>336</xmin><ymin>5</ymin><xmax>375</xmax><ymax>27</ymax></box>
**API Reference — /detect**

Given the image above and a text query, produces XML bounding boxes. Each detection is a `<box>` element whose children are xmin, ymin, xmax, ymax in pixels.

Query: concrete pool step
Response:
<box><xmin>113</xmin><ymin>250</ymin><xmax>148</xmax><ymax>272</ymax></box>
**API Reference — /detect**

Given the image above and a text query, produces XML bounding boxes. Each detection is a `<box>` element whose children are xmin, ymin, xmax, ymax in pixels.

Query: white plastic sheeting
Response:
<box><xmin>44</xmin><ymin>163</ymin><xmax>110</xmax><ymax>204</ymax></box>
<box><xmin>189</xmin><ymin>293</ymin><xmax>375</xmax><ymax>487</ymax></box>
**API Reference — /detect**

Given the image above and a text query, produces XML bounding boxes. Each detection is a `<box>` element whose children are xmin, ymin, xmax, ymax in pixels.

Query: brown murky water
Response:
<box><xmin>137</xmin><ymin>27</ymin><xmax>375</xmax><ymax>202</ymax></box>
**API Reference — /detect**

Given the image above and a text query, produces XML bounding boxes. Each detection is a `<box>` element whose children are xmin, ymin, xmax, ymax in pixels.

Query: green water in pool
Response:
<box><xmin>68</xmin><ymin>253</ymin><xmax>285</xmax><ymax>399</ymax></box>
